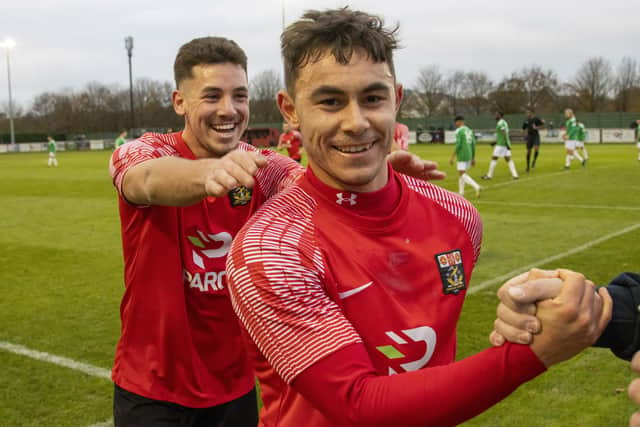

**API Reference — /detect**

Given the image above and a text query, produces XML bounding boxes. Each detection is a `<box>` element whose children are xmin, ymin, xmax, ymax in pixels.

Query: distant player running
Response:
<box><xmin>563</xmin><ymin>108</ymin><xmax>584</xmax><ymax>169</ymax></box>
<box><xmin>482</xmin><ymin>112</ymin><xmax>519</xmax><ymax>180</ymax></box>
<box><xmin>47</xmin><ymin>135</ymin><xmax>58</xmax><ymax>167</ymax></box>
<box><xmin>449</xmin><ymin>115</ymin><xmax>480</xmax><ymax>197</ymax></box>
<box><xmin>522</xmin><ymin>110</ymin><xmax>544</xmax><ymax>172</ymax></box>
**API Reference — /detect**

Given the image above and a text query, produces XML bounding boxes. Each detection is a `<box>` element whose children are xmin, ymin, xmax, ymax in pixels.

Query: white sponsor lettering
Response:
<box><xmin>187</xmin><ymin>270</ymin><xmax>227</xmax><ymax>292</ymax></box>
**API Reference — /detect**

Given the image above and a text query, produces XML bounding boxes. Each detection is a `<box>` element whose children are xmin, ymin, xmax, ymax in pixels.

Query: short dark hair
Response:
<box><xmin>173</xmin><ymin>37</ymin><xmax>247</xmax><ymax>88</ymax></box>
<box><xmin>281</xmin><ymin>7</ymin><xmax>399</xmax><ymax>95</ymax></box>
<box><xmin>454</xmin><ymin>115</ymin><xmax>464</xmax><ymax>122</ymax></box>
<box><xmin>496</xmin><ymin>111</ymin><xmax>504</xmax><ymax>118</ymax></box>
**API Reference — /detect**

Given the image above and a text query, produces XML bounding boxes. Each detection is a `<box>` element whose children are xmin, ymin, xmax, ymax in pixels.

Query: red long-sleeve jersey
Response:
<box><xmin>109</xmin><ymin>132</ymin><xmax>302</xmax><ymax>407</ymax></box>
<box><xmin>227</xmin><ymin>165</ymin><xmax>545</xmax><ymax>426</ymax></box>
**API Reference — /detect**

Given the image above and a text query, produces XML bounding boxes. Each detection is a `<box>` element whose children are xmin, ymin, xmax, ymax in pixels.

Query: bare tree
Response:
<box><xmin>250</xmin><ymin>69</ymin><xmax>282</xmax><ymax>124</ymax></box>
<box><xmin>462</xmin><ymin>71</ymin><xmax>493</xmax><ymax>115</ymax></box>
<box><xmin>515</xmin><ymin>66</ymin><xmax>559</xmax><ymax>112</ymax></box>
<box><xmin>397</xmin><ymin>89</ymin><xmax>423</xmax><ymax>119</ymax></box>
<box><xmin>613</xmin><ymin>57</ymin><xmax>638</xmax><ymax>112</ymax></box>
<box><xmin>488</xmin><ymin>76</ymin><xmax>527</xmax><ymax>114</ymax></box>
<box><xmin>414</xmin><ymin>65</ymin><xmax>445</xmax><ymax>116</ymax></box>
<box><xmin>568</xmin><ymin>57</ymin><xmax>613</xmax><ymax>112</ymax></box>
<box><xmin>443</xmin><ymin>70</ymin><xmax>466</xmax><ymax>115</ymax></box>
<box><xmin>133</xmin><ymin>78</ymin><xmax>175</xmax><ymax>128</ymax></box>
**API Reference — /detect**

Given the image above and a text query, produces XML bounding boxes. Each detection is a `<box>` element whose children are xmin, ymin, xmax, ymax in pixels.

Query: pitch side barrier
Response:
<box><xmin>0</xmin><ymin>130</ymin><xmax>636</xmax><ymax>154</ymax></box>
<box><xmin>0</xmin><ymin>139</ymin><xmax>120</xmax><ymax>154</ymax></box>
<box><xmin>439</xmin><ymin>128</ymin><xmax>636</xmax><ymax>145</ymax></box>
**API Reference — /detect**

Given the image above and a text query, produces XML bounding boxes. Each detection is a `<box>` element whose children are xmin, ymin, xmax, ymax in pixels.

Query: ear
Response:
<box><xmin>394</xmin><ymin>83</ymin><xmax>404</xmax><ymax>114</ymax></box>
<box><xmin>172</xmin><ymin>90</ymin><xmax>185</xmax><ymax>116</ymax></box>
<box><xmin>277</xmin><ymin>90</ymin><xmax>300</xmax><ymax>130</ymax></box>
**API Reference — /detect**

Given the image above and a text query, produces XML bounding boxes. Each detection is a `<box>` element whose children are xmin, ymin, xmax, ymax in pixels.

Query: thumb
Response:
<box><xmin>508</xmin><ymin>278</ymin><xmax>563</xmax><ymax>304</ymax></box>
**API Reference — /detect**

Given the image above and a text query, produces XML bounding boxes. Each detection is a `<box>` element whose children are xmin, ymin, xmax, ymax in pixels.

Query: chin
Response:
<box><xmin>208</xmin><ymin>140</ymin><xmax>239</xmax><ymax>157</ymax></box>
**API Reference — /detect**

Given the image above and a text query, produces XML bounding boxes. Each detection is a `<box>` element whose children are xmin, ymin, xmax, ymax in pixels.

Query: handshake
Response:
<box><xmin>492</xmin><ymin>269</ymin><xmax>640</xmax><ymax>424</ymax></box>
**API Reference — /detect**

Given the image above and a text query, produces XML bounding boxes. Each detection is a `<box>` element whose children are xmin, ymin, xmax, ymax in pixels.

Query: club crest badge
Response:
<box><xmin>434</xmin><ymin>249</ymin><xmax>466</xmax><ymax>295</ymax></box>
<box><xmin>229</xmin><ymin>186</ymin><xmax>252</xmax><ymax>207</ymax></box>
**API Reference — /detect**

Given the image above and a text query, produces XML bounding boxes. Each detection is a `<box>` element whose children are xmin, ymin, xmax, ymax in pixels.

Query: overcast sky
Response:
<box><xmin>2</xmin><ymin>0</ymin><xmax>638</xmax><ymax>107</ymax></box>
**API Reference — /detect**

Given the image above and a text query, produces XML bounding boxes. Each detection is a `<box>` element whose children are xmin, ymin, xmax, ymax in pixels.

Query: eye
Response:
<box><xmin>319</xmin><ymin>98</ymin><xmax>340</xmax><ymax>107</ymax></box>
<box><xmin>203</xmin><ymin>94</ymin><xmax>220</xmax><ymax>102</ymax></box>
<box><xmin>235</xmin><ymin>93</ymin><xmax>249</xmax><ymax>101</ymax></box>
<box><xmin>364</xmin><ymin>94</ymin><xmax>384</xmax><ymax>104</ymax></box>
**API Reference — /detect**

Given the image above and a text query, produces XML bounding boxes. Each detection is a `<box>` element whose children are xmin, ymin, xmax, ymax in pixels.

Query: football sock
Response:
<box><xmin>532</xmin><ymin>151</ymin><xmax>539</xmax><ymax>167</ymax></box>
<box><xmin>458</xmin><ymin>176</ymin><xmax>465</xmax><ymax>195</ymax></box>
<box><xmin>574</xmin><ymin>152</ymin><xmax>584</xmax><ymax>162</ymax></box>
<box><xmin>508</xmin><ymin>160</ymin><xmax>519</xmax><ymax>178</ymax></box>
<box><xmin>487</xmin><ymin>160</ymin><xmax>497</xmax><ymax>178</ymax></box>
<box><xmin>462</xmin><ymin>173</ymin><xmax>480</xmax><ymax>190</ymax></box>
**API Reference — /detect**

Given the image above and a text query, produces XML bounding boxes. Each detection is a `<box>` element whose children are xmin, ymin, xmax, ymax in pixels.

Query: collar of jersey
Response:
<box><xmin>173</xmin><ymin>131</ymin><xmax>197</xmax><ymax>160</ymax></box>
<box><xmin>303</xmin><ymin>163</ymin><xmax>408</xmax><ymax>229</ymax></box>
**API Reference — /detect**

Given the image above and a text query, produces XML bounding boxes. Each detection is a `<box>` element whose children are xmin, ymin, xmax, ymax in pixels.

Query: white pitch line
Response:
<box><xmin>468</xmin><ymin>222</ymin><xmax>640</xmax><ymax>295</ymax></box>
<box><xmin>480</xmin><ymin>165</ymin><xmax>608</xmax><ymax>190</ymax></box>
<box><xmin>0</xmin><ymin>341</ymin><xmax>111</xmax><ymax>379</ymax></box>
<box><xmin>89</xmin><ymin>420</ymin><xmax>113</xmax><ymax>427</ymax></box>
<box><xmin>475</xmin><ymin>200</ymin><xmax>640</xmax><ymax>211</ymax></box>
<box><xmin>484</xmin><ymin>169</ymin><xmax>570</xmax><ymax>189</ymax></box>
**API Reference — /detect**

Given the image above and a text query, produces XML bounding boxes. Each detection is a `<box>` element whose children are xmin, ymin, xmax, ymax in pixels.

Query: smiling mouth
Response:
<box><xmin>211</xmin><ymin>122</ymin><xmax>237</xmax><ymax>133</ymax></box>
<box><xmin>334</xmin><ymin>143</ymin><xmax>373</xmax><ymax>154</ymax></box>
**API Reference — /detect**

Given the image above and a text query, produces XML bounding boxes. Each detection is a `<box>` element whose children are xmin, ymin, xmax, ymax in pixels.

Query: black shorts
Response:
<box><xmin>526</xmin><ymin>135</ymin><xmax>540</xmax><ymax>149</ymax></box>
<box><xmin>113</xmin><ymin>384</ymin><xmax>258</xmax><ymax>427</ymax></box>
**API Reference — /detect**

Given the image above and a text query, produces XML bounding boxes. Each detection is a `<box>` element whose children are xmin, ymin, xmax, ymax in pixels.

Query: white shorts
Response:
<box><xmin>457</xmin><ymin>161</ymin><xmax>472</xmax><ymax>172</ymax></box>
<box><xmin>565</xmin><ymin>140</ymin><xmax>577</xmax><ymax>151</ymax></box>
<box><xmin>492</xmin><ymin>145</ymin><xmax>511</xmax><ymax>158</ymax></box>
<box><xmin>48</xmin><ymin>152</ymin><xmax>56</xmax><ymax>158</ymax></box>
<box><xmin>575</xmin><ymin>141</ymin><xmax>585</xmax><ymax>148</ymax></box>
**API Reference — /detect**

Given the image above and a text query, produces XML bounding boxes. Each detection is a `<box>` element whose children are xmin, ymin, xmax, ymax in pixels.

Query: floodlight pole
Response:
<box><xmin>125</xmin><ymin>36</ymin><xmax>135</xmax><ymax>129</ymax></box>
<box><xmin>1</xmin><ymin>39</ymin><xmax>16</xmax><ymax>146</ymax></box>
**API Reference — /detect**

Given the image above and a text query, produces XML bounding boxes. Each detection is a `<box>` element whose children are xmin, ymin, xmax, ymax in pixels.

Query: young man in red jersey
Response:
<box><xmin>226</xmin><ymin>9</ymin><xmax>611</xmax><ymax>426</ymax></box>
<box><xmin>109</xmin><ymin>36</ymin><xmax>446</xmax><ymax>426</ymax></box>
<box><xmin>277</xmin><ymin>122</ymin><xmax>303</xmax><ymax>162</ymax></box>
<box><xmin>391</xmin><ymin>122</ymin><xmax>409</xmax><ymax>151</ymax></box>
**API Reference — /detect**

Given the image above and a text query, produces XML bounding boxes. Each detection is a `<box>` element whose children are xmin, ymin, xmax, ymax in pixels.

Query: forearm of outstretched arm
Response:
<box><xmin>294</xmin><ymin>342</ymin><xmax>545</xmax><ymax>426</ymax></box>
<box><xmin>121</xmin><ymin>156</ymin><xmax>212</xmax><ymax>206</ymax></box>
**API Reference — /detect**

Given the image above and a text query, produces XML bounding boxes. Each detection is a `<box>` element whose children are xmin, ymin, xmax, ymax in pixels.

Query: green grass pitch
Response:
<box><xmin>0</xmin><ymin>143</ymin><xmax>638</xmax><ymax>426</ymax></box>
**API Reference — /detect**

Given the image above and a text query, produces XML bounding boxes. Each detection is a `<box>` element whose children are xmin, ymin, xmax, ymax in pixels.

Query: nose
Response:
<box><xmin>218</xmin><ymin>95</ymin><xmax>236</xmax><ymax>117</ymax></box>
<box><xmin>341</xmin><ymin>101</ymin><xmax>369</xmax><ymax>135</ymax></box>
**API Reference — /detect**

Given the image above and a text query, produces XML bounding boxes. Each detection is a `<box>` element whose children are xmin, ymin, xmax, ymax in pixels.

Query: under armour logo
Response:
<box><xmin>336</xmin><ymin>192</ymin><xmax>357</xmax><ymax>206</ymax></box>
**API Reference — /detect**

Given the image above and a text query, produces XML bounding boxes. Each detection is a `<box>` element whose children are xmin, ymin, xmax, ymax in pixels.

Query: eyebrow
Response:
<box><xmin>310</xmin><ymin>82</ymin><xmax>392</xmax><ymax>98</ymax></box>
<box><xmin>201</xmin><ymin>85</ymin><xmax>249</xmax><ymax>93</ymax></box>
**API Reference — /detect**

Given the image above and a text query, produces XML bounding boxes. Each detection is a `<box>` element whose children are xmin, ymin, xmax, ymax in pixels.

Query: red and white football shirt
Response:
<box><xmin>394</xmin><ymin>122</ymin><xmax>410</xmax><ymax>151</ymax></box>
<box><xmin>280</xmin><ymin>130</ymin><xmax>302</xmax><ymax>161</ymax></box>
<box><xmin>109</xmin><ymin>132</ymin><xmax>302</xmax><ymax>408</ymax></box>
<box><xmin>227</xmin><ymin>165</ymin><xmax>546</xmax><ymax>426</ymax></box>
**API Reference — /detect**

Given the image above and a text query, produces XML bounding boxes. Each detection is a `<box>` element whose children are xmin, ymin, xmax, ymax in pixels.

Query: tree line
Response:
<box><xmin>403</xmin><ymin>57</ymin><xmax>640</xmax><ymax>118</ymax></box>
<box><xmin>0</xmin><ymin>56</ymin><xmax>638</xmax><ymax>139</ymax></box>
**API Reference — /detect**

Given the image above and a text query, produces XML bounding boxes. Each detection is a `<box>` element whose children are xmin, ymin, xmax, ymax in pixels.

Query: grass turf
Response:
<box><xmin>0</xmin><ymin>143</ymin><xmax>638</xmax><ymax>426</ymax></box>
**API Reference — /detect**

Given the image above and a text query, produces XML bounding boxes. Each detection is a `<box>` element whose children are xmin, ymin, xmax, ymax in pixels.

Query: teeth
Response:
<box><xmin>336</xmin><ymin>144</ymin><xmax>370</xmax><ymax>153</ymax></box>
<box><xmin>212</xmin><ymin>123</ymin><xmax>235</xmax><ymax>131</ymax></box>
